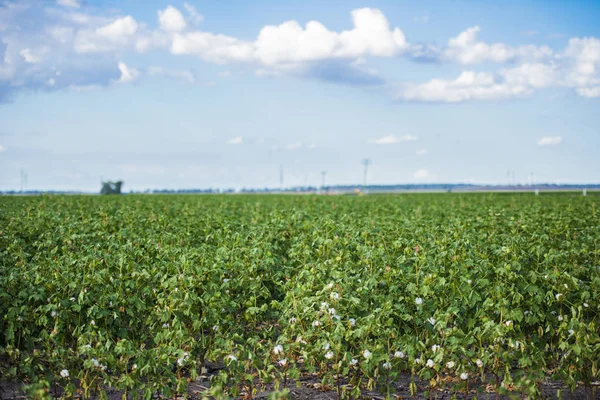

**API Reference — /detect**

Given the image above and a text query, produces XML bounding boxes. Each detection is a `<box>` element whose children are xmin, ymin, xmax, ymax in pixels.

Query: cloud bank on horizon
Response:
<box><xmin>1</xmin><ymin>1</ymin><xmax>599</xmax><ymax>104</ymax></box>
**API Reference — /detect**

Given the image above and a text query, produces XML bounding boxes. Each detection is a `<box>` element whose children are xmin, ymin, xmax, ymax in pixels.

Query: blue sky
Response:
<box><xmin>0</xmin><ymin>0</ymin><xmax>599</xmax><ymax>191</ymax></box>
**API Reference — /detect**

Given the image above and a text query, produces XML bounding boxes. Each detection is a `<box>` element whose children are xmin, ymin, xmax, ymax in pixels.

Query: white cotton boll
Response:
<box><xmin>415</xmin><ymin>297</ymin><xmax>423</xmax><ymax>305</ymax></box>
<box><xmin>60</xmin><ymin>369</ymin><xmax>69</xmax><ymax>378</ymax></box>
<box><xmin>349</xmin><ymin>318</ymin><xmax>356</xmax><ymax>327</ymax></box>
<box><xmin>278</xmin><ymin>358</ymin><xmax>287</xmax><ymax>366</ymax></box>
<box><xmin>446</xmin><ymin>361</ymin><xmax>455</xmax><ymax>369</ymax></box>
<box><xmin>325</xmin><ymin>351</ymin><xmax>334</xmax><ymax>360</ymax></box>
<box><xmin>312</xmin><ymin>320</ymin><xmax>321</xmax><ymax>327</ymax></box>
<box><xmin>350</xmin><ymin>358</ymin><xmax>358</xmax><ymax>366</ymax></box>
<box><xmin>476</xmin><ymin>359</ymin><xmax>483</xmax><ymax>368</ymax></box>
<box><xmin>426</xmin><ymin>359</ymin><xmax>434</xmax><ymax>368</ymax></box>
<box><xmin>394</xmin><ymin>351</ymin><xmax>405</xmax><ymax>359</ymax></box>
<box><xmin>460</xmin><ymin>372</ymin><xmax>468</xmax><ymax>380</ymax></box>
<box><xmin>383</xmin><ymin>361</ymin><xmax>392</xmax><ymax>370</ymax></box>
<box><xmin>363</xmin><ymin>349</ymin><xmax>372</xmax><ymax>359</ymax></box>
<box><xmin>273</xmin><ymin>344</ymin><xmax>284</xmax><ymax>355</ymax></box>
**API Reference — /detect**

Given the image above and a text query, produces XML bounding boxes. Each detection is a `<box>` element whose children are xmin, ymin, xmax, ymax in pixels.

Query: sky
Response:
<box><xmin>0</xmin><ymin>0</ymin><xmax>599</xmax><ymax>192</ymax></box>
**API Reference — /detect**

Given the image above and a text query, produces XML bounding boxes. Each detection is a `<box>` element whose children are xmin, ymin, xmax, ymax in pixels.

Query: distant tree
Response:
<box><xmin>100</xmin><ymin>180</ymin><xmax>124</xmax><ymax>195</ymax></box>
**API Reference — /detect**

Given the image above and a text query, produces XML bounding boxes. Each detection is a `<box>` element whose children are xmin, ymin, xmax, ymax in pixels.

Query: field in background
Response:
<box><xmin>1</xmin><ymin>193</ymin><xmax>599</xmax><ymax>399</ymax></box>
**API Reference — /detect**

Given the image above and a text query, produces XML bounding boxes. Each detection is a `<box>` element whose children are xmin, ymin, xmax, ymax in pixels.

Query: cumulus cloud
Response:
<box><xmin>75</xmin><ymin>16</ymin><xmax>139</xmax><ymax>53</ymax></box>
<box><xmin>1</xmin><ymin>1</ymin><xmax>600</xmax><ymax>103</ymax></box>
<box><xmin>416</xmin><ymin>148</ymin><xmax>428</xmax><ymax>155</ymax></box>
<box><xmin>576</xmin><ymin>86</ymin><xmax>600</xmax><ymax>98</ymax></box>
<box><xmin>398</xmin><ymin>63</ymin><xmax>561</xmax><ymax>103</ymax></box>
<box><xmin>399</xmin><ymin>71</ymin><xmax>526</xmax><ymax>102</ymax></box>
<box><xmin>537</xmin><ymin>136</ymin><xmax>563</xmax><ymax>146</ymax></box>
<box><xmin>158</xmin><ymin>6</ymin><xmax>187</xmax><ymax>33</ymax></box>
<box><xmin>20</xmin><ymin>48</ymin><xmax>44</xmax><ymax>63</ymax></box>
<box><xmin>443</xmin><ymin>26</ymin><xmax>553</xmax><ymax>65</ymax></box>
<box><xmin>369</xmin><ymin>134</ymin><xmax>418</xmax><ymax>144</ymax></box>
<box><xmin>227</xmin><ymin>136</ymin><xmax>243</xmax><ymax>145</ymax></box>
<box><xmin>170</xmin><ymin>8</ymin><xmax>408</xmax><ymax>66</ymax></box>
<box><xmin>117</xmin><ymin>62</ymin><xmax>139</xmax><ymax>83</ymax></box>
<box><xmin>0</xmin><ymin>144</ymin><xmax>6</xmax><ymax>152</ymax></box>
<box><xmin>563</xmin><ymin>37</ymin><xmax>600</xmax><ymax>90</ymax></box>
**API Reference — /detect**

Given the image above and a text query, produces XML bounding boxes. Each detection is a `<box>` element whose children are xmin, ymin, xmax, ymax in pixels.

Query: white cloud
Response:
<box><xmin>413</xmin><ymin>169</ymin><xmax>430</xmax><ymax>179</ymax></box>
<box><xmin>227</xmin><ymin>136</ymin><xmax>243</xmax><ymax>145</ymax></box>
<box><xmin>399</xmin><ymin>71</ymin><xmax>530</xmax><ymax>103</ymax></box>
<box><xmin>75</xmin><ymin>16</ymin><xmax>139</xmax><ymax>53</ymax></box>
<box><xmin>2</xmin><ymin>2</ymin><xmax>600</xmax><ymax>103</ymax></box>
<box><xmin>369</xmin><ymin>134</ymin><xmax>418</xmax><ymax>144</ymax></box>
<box><xmin>443</xmin><ymin>26</ymin><xmax>553</xmax><ymax>65</ymax></box>
<box><xmin>171</xmin><ymin>31</ymin><xmax>255</xmax><ymax>63</ymax></box>
<box><xmin>97</xmin><ymin>16</ymin><xmax>138</xmax><ymax>40</ymax></box>
<box><xmin>576</xmin><ymin>86</ymin><xmax>600</xmax><ymax>98</ymax></box>
<box><xmin>20</xmin><ymin>48</ymin><xmax>42</xmax><ymax>63</ymax></box>
<box><xmin>537</xmin><ymin>136</ymin><xmax>563</xmax><ymax>146</ymax></box>
<box><xmin>501</xmin><ymin>63</ymin><xmax>558</xmax><ymax>88</ymax></box>
<box><xmin>57</xmin><ymin>0</ymin><xmax>80</xmax><ymax>8</ymax></box>
<box><xmin>183</xmin><ymin>3</ymin><xmax>204</xmax><ymax>26</ymax></box>
<box><xmin>416</xmin><ymin>148</ymin><xmax>428</xmax><ymax>155</ymax></box>
<box><xmin>0</xmin><ymin>145</ymin><xmax>6</xmax><ymax>152</ymax></box>
<box><xmin>117</xmin><ymin>62</ymin><xmax>139</xmax><ymax>83</ymax></box>
<box><xmin>170</xmin><ymin>8</ymin><xmax>408</xmax><ymax>66</ymax></box>
<box><xmin>158</xmin><ymin>6</ymin><xmax>187</xmax><ymax>33</ymax></box>
<box><xmin>563</xmin><ymin>37</ymin><xmax>600</xmax><ymax>91</ymax></box>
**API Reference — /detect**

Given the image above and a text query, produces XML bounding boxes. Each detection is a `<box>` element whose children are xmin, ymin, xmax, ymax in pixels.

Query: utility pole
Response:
<box><xmin>362</xmin><ymin>159</ymin><xmax>372</xmax><ymax>189</ymax></box>
<box><xmin>321</xmin><ymin>170</ymin><xmax>327</xmax><ymax>189</ymax></box>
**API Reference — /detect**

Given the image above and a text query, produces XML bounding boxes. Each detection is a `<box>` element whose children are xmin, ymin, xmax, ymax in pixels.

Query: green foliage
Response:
<box><xmin>1</xmin><ymin>193</ymin><xmax>599</xmax><ymax>398</ymax></box>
